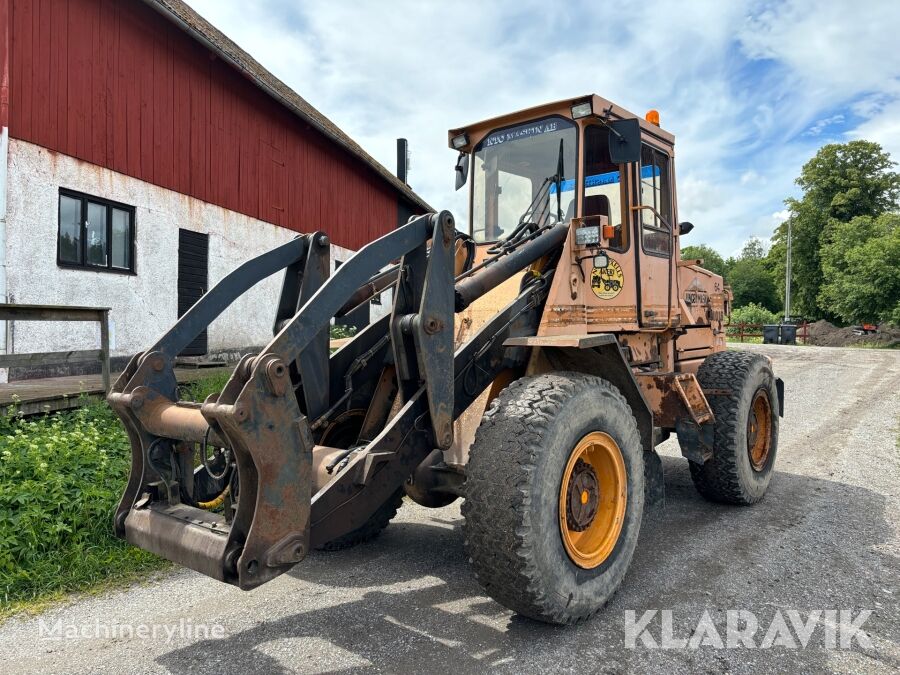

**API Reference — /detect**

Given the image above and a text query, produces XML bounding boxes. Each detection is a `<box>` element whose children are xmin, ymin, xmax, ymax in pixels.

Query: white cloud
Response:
<box><xmin>184</xmin><ymin>0</ymin><xmax>900</xmax><ymax>255</ymax></box>
<box><xmin>804</xmin><ymin>114</ymin><xmax>845</xmax><ymax>137</ymax></box>
<box><xmin>737</xmin><ymin>0</ymin><xmax>900</xmax><ymax>101</ymax></box>
<box><xmin>847</xmin><ymin>99</ymin><xmax>900</xmax><ymax>162</ymax></box>
<box><xmin>771</xmin><ymin>210</ymin><xmax>790</xmax><ymax>226</ymax></box>
<box><xmin>740</xmin><ymin>170</ymin><xmax>765</xmax><ymax>186</ymax></box>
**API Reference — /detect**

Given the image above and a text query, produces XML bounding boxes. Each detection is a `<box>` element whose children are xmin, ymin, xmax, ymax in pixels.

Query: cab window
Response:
<box><xmin>471</xmin><ymin>116</ymin><xmax>577</xmax><ymax>242</ymax></box>
<box><xmin>583</xmin><ymin>125</ymin><xmax>626</xmax><ymax>251</ymax></box>
<box><xmin>639</xmin><ymin>145</ymin><xmax>672</xmax><ymax>256</ymax></box>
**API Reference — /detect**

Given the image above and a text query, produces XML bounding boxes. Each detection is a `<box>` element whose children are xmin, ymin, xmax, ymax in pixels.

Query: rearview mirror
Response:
<box><xmin>455</xmin><ymin>152</ymin><xmax>469</xmax><ymax>191</ymax></box>
<box><xmin>608</xmin><ymin>119</ymin><xmax>642</xmax><ymax>164</ymax></box>
<box><xmin>679</xmin><ymin>221</ymin><xmax>694</xmax><ymax>236</ymax></box>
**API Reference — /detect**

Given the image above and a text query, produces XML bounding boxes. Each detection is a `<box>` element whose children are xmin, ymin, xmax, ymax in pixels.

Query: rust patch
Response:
<box><xmin>635</xmin><ymin>371</ymin><xmax>714</xmax><ymax>429</ymax></box>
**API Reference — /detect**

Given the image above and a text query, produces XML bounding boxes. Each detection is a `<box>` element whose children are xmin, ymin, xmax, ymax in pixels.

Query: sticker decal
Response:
<box><xmin>590</xmin><ymin>259</ymin><xmax>625</xmax><ymax>300</ymax></box>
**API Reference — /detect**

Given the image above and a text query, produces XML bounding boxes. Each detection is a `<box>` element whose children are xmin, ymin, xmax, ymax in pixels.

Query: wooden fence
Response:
<box><xmin>0</xmin><ymin>304</ymin><xmax>111</xmax><ymax>392</ymax></box>
<box><xmin>727</xmin><ymin>321</ymin><xmax>809</xmax><ymax>344</ymax></box>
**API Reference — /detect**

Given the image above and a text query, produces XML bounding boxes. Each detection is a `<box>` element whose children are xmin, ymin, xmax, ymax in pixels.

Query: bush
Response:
<box><xmin>0</xmin><ymin>401</ymin><xmax>166</xmax><ymax>612</ymax></box>
<box><xmin>728</xmin><ymin>303</ymin><xmax>781</xmax><ymax>336</ymax></box>
<box><xmin>330</xmin><ymin>324</ymin><xmax>357</xmax><ymax>340</ymax></box>
<box><xmin>0</xmin><ymin>370</ymin><xmax>229</xmax><ymax>615</ymax></box>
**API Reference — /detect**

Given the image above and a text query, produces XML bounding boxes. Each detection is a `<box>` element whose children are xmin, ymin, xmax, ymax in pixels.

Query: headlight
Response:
<box><xmin>575</xmin><ymin>225</ymin><xmax>600</xmax><ymax>246</ymax></box>
<box><xmin>571</xmin><ymin>101</ymin><xmax>593</xmax><ymax>119</ymax></box>
<box><xmin>451</xmin><ymin>133</ymin><xmax>468</xmax><ymax>150</ymax></box>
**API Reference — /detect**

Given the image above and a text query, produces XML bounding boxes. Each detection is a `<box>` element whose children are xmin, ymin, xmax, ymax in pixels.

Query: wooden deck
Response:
<box><xmin>0</xmin><ymin>368</ymin><xmax>231</xmax><ymax>416</ymax></box>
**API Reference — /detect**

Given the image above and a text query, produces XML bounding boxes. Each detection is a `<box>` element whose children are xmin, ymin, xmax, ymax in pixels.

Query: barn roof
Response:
<box><xmin>142</xmin><ymin>0</ymin><xmax>432</xmax><ymax>213</ymax></box>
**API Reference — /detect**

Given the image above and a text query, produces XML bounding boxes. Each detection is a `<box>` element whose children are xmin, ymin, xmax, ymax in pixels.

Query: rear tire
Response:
<box><xmin>463</xmin><ymin>372</ymin><xmax>644</xmax><ymax>624</ymax></box>
<box><xmin>689</xmin><ymin>351</ymin><xmax>779</xmax><ymax>504</ymax></box>
<box><xmin>315</xmin><ymin>488</ymin><xmax>403</xmax><ymax>551</ymax></box>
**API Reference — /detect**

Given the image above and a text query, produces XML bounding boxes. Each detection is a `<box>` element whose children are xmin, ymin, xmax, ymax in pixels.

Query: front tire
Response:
<box><xmin>463</xmin><ymin>372</ymin><xmax>644</xmax><ymax>624</ymax></box>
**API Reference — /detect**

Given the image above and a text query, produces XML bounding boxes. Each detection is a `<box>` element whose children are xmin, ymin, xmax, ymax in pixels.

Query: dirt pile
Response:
<box><xmin>804</xmin><ymin>320</ymin><xmax>900</xmax><ymax>348</ymax></box>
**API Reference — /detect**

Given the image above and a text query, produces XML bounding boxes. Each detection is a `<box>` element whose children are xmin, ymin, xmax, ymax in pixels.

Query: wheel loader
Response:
<box><xmin>109</xmin><ymin>94</ymin><xmax>784</xmax><ymax>624</ymax></box>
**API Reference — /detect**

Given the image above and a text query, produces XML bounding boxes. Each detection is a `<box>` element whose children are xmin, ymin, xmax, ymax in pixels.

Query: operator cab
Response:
<box><xmin>448</xmin><ymin>95</ymin><xmax>726</xmax><ymax>341</ymax></box>
<box><xmin>449</xmin><ymin>94</ymin><xmax>676</xmax><ymax>258</ymax></box>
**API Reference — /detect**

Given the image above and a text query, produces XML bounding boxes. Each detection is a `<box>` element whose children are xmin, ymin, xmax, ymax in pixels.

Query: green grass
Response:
<box><xmin>849</xmin><ymin>340</ymin><xmax>900</xmax><ymax>349</ymax></box>
<box><xmin>178</xmin><ymin>370</ymin><xmax>232</xmax><ymax>402</ymax></box>
<box><xmin>0</xmin><ymin>373</ymin><xmax>230</xmax><ymax>621</ymax></box>
<box><xmin>727</xmin><ymin>337</ymin><xmax>764</xmax><ymax>344</ymax></box>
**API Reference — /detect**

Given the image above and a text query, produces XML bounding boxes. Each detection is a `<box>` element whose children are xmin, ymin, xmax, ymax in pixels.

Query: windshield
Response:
<box><xmin>472</xmin><ymin>116</ymin><xmax>577</xmax><ymax>242</ymax></box>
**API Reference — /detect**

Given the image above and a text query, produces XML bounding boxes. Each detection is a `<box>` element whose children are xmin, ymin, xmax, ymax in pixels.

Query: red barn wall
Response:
<box><xmin>7</xmin><ymin>0</ymin><xmax>399</xmax><ymax>250</ymax></box>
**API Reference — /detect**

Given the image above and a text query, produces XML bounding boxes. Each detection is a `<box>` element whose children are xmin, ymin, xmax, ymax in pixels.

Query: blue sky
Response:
<box><xmin>186</xmin><ymin>0</ymin><xmax>900</xmax><ymax>257</ymax></box>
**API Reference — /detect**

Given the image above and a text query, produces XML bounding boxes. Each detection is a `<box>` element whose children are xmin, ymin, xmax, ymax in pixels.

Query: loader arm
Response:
<box><xmin>109</xmin><ymin>211</ymin><xmax>561</xmax><ymax>589</ymax></box>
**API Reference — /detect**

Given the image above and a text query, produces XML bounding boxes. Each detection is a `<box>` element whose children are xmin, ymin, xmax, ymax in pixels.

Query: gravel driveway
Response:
<box><xmin>1</xmin><ymin>344</ymin><xmax>898</xmax><ymax>674</ymax></box>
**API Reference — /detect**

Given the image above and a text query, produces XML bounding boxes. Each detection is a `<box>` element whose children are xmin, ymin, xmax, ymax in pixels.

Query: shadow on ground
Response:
<box><xmin>156</xmin><ymin>456</ymin><xmax>898</xmax><ymax>674</ymax></box>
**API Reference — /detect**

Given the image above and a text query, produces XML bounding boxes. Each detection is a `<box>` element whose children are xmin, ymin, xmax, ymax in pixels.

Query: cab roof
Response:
<box><xmin>448</xmin><ymin>94</ymin><xmax>675</xmax><ymax>151</ymax></box>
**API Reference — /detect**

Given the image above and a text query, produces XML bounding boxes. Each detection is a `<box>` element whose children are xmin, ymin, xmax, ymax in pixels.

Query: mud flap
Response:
<box><xmin>776</xmin><ymin>377</ymin><xmax>784</xmax><ymax>417</ymax></box>
<box><xmin>675</xmin><ymin>417</ymin><xmax>715</xmax><ymax>465</ymax></box>
<box><xmin>644</xmin><ymin>449</ymin><xmax>665</xmax><ymax>512</ymax></box>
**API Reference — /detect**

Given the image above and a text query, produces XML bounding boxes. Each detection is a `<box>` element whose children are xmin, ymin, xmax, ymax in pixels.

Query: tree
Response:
<box><xmin>680</xmin><ymin>240</ymin><xmax>779</xmax><ymax>310</ymax></box>
<box><xmin>739</xmin><ymin>237</ymin><xmax>767</xmax><ymax>260</ymax></box>
<box><xmin>770</xmin><ymin>141</ymin><xmax>900</xmax><ymax>319</ymax></box>
<box><xmin>728</xmin><ymin>303</ymin><xmax>780</xmax><ymax>335</ymax></box>
<box><xmin>681</xmin><ymin>244</ymin><xmax>727</xmax><ymax>278</ymax></box>
<box><xmin>818</xmin><ymin>213</ymin><xmax>900</xmax><ymax>325</ymax></box>
<box><xmin>728</xmin><ymin>257</ymin><xmax>780</xmax><ymax>312</ymax></box>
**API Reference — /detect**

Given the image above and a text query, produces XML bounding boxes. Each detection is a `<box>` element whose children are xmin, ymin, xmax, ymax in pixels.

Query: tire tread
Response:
<box><xmin>689</xmin><ymin>350</ymin><xmax>773</xmax><ymax>504</ymax></box>
<box><xmin>462</xmin><ymin>372</ymin><xmax>642</xmax><ymax>624</ymax></box>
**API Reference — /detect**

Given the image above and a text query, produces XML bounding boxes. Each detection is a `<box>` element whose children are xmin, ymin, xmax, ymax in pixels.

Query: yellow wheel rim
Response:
<box><xmin>558</xmin><ymin>431</ymin><xmax>627</xmax><ymax>569</ymax></box>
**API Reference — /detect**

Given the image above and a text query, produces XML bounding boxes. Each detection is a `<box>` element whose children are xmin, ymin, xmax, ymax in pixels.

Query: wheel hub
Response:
<box><xmin>565</xmin><ymin>459</ymin><xmax>600</xmax><ymax>531</ymax></box>
<box><xmin>747</xmin><ymin>389</ymin><xmax>772</xmax><ymax>472</ymax></box>
<box><xmin>558</xmin><ymin>431</ymin><xmax>627</xmax><ymax>569</ymax></box>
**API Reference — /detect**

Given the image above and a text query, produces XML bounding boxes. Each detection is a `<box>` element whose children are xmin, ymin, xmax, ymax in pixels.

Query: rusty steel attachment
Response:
<box><xmin>110</xmin><ymin>210</ymin><xmax>559</xmax><ymax>589</ymax></box>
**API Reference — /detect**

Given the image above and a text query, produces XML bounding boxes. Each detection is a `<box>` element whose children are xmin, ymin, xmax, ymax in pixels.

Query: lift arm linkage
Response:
<box><xmin>108</xmin><ymin>213</ymin><xmax>455</xmax><ymax>589</ymax></box>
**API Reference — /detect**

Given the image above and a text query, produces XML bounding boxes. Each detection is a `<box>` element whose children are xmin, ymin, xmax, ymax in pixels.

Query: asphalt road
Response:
<box><xmin>1</xmin><ymin>344</ymin><xmax>898</xmax><ymax>674</ymax></box>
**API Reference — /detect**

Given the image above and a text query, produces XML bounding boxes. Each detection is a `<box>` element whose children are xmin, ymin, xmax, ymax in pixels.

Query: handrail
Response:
<box><xmin>0</xmin><ymin>303</ymin><xmax>112</xmax><ymax>392</ymax></box>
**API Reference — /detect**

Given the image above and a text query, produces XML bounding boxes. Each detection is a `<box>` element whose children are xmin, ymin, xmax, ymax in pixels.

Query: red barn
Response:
<box><xmin>0</xmin><ymin>0</ymin><xmax>428</xmax><ymax>370</ymax></box>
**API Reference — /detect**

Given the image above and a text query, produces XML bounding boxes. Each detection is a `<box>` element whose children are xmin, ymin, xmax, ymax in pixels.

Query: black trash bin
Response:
<box><xmin>762</xmin><ymin>325</ymin><xmax>779</xmax><ymax>344</ymax></box>
<box><xmin>780</xmin><ymin>323</ymin><xmax>797</xmax><ymax>345</ymax></box>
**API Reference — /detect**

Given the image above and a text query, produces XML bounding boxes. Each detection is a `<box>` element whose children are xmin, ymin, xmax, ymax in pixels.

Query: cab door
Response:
<box><xmin>580</xmin><ymin>124</ymin><xmax>638</xmax><ymax>328</ymax></box>
<box><xmin>633</xmin><ymin>143</ymin><xmax>676</xmax><ymax>327</ymax></box>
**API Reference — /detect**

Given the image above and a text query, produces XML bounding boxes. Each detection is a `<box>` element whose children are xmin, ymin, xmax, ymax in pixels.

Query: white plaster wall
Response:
<box><xmin>5</xmin><ymin>139</ymin><xmax>362</xmax><ymax>359</ymax></box>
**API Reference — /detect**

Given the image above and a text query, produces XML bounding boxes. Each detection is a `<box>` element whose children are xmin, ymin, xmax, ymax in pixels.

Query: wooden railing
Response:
<box><xmin>726</xmin><ymin>321</ymin><xmax>809</xmax><ymax>344</ymax></box>
<box><xmin>0</xmin><ymin>304</ymin><xmax>112</xmax><ymax>392</ymax></box>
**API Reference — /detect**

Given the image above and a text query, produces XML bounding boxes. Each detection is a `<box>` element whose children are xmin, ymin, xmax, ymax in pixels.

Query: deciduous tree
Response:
<box><xmin>770</xmin><ymin>141</ymin><xmax>900</xmax><ymax>319</ymax></box>
<box><xmin>681</xmin><ymin>244</ymin><xmax>727</xmax><ymax>278</ymax></box>
<box><xmin>818</xmin><ymin>213</ymin><xmax>900</xmax><ymax>325</ymax></box>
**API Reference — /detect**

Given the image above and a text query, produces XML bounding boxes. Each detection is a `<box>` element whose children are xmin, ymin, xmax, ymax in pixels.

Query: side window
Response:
<box><xmin>639</xmin><ymin>145</ymin><xmax>672</xmax><ymax>256</ymax></box>
<box><xmin>57</xmin><ymin>190</ymin><xmax>135</xmax><ymax>273</ymax></box>
<box><xmin>583</xmin><ymin>125</ymin><xmax>626</xmax><ymax>250</ymax></box>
